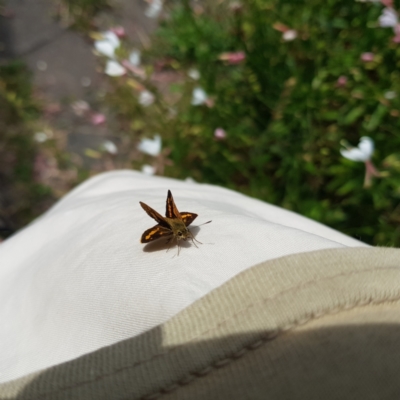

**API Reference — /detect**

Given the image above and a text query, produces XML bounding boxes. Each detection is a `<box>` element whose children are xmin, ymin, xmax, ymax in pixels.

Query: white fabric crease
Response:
<box><xmin>0</xmin><ymin>170</ymin><xmax>367</xmax><ymax>383</ymax></box>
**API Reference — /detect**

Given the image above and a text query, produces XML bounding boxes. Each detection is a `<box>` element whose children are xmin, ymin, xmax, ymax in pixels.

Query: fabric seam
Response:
<box><xmin>18</xmin><ymin>266</ymin><xmax>400</xmax><ymax>399</ymax></box>
<box><xmin>137</xmin><ymin>297</ymin><xmax>400</xmax><ymax>400</ymax></box>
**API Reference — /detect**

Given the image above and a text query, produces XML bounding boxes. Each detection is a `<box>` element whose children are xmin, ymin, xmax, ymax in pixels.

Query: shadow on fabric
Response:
<box><xmin>4</xmin><ymin>322</ymin><xmax>400</xmax><ymax>400</ymax></box>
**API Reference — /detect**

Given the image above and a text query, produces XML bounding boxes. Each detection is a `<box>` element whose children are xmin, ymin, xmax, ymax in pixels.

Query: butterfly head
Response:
<box><xmin>175</xmin><ymin>226</ymin><xmax>193</xmax><ymax>241</ymax></box>
<box><xmin>167</xmin><ymin>218</ymin><xmax>192</xmax><ymax>242</ymax></box>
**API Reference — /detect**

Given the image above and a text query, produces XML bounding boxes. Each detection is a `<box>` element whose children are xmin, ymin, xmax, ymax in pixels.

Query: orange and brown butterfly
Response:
<box><xmin>140</xmin><ymin>190</ymin><xmax>204</xmax><ymax>250</ymax></box>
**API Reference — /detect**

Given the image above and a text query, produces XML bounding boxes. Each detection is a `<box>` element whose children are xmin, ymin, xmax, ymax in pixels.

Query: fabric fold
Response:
<box><xmin>1</xmin><ymin>246</ymin><xmax>400</xmax><ymax>399</ymax></box>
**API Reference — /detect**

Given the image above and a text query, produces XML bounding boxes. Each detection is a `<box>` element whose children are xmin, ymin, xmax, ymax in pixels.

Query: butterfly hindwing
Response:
<box><xmin>140</xmin><ymin>201</ymin><xmax>169</xmax><ymax>228</ymax></box>
<box><xmin>141</xmin><ymin>224</ymin><xmax>172</xmax><ymax>243</ymax></box>
<box><xmin>140</xmin><ymin>190</ymin><xmax>205</xmax><ymax>249</ymax></box>
<box><xmin>165</xmin><ymin>190</ymin><xmax>182</xmax><ymax>219</ymax></box>
<box><xmin>180</xmin><ymin>212</ymin><xmax>198</xmax><ymax>227</ymax></box>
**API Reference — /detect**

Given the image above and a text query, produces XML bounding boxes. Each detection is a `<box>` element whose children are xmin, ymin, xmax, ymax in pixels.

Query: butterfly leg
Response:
<box><xmin>166</xmin><ymin>236</ymin><xmax>175</xmax><ymax>253</ymax></box>
<box><xmin>189</xmin><ymin>230</ymin><xmax>202</xmax><ymax>247</ymax></box>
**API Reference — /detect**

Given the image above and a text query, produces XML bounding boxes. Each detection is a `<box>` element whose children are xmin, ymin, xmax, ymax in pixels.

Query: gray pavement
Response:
<box><xmin>0</xmin><ymin>0</ymin><xmax>156</xmax><ymax>168</ymax></box>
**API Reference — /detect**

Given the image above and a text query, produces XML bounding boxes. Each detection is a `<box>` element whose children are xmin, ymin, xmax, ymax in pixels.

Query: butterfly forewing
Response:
<box><xmin>141</xmin><ymin>225</ymin><xmax>172</xmax><ymax>243</ymax></box>
<box><xmin>165</xmin><ymin>190</ymin><xmax>182</xmax><ymax>219</ymax></box>
<box><xmin>180</xmin><ymin>212</ymin><xmax>198</xmax><ymax>227</ymax></box>
<box><xmin>140</xmin><ymin>201</ymin><xmax>170</xmax><ymax>228</ymax></box>
<box><xmin>140</xmin><ymin>190</ymin><xmax>207</xmax><ymax>250</ymax></box>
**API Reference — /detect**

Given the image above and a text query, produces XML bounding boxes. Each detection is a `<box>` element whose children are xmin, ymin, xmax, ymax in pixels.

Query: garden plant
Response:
<box><xmin>3</xmin><ymin>0</ymin><xmax>400</xmax><ymax>247</ymax></box>
<box><xmin>95</xmin><ymin>0</ymin><xmax>400</xmax><ymax>246</ymax></box>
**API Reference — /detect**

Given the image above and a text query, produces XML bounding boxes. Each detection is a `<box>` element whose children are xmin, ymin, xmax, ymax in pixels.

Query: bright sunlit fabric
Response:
<box><xmin>0</xmin><ymin>170</ymin><xmax>368</xmax><ymax>383</ymax></box>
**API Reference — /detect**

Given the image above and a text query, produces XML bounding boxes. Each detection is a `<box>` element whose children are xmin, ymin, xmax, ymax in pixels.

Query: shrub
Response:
<box><xmin>0</xmin><ymin>62</ymin><xmax>53</xmax><ymax>238</ymax></box>
<box><xmin>104</xmin><ymin>0</ymin><xmax>400</xmax><ymax>246</ymax></box>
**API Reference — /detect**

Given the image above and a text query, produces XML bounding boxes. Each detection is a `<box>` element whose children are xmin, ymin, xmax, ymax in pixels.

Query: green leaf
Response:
<box><xmin>364</xmin><ymin>104</ymin><xmax>388</xmax><ymax>132</ymax></box>
<box><xmin>343</xmin><ymin>106</ymin><xmax>365</xmax><ymax>125</ymax></box>
<box><xmin>336</xmin><ymin>180</ymin><xmax>360</xmax><ymax>196</ymax></box>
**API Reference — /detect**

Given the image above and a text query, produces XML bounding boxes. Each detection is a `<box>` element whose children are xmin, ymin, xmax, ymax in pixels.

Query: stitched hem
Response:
<box><xmin>20</xmin><ymin>266</ymin><xmax>400</xmax><ymax>400</ymax></box>
<box><xmin>138</xmin><ymin>297</ymin><xmax>400</xmax><ymax>400</ymax></box>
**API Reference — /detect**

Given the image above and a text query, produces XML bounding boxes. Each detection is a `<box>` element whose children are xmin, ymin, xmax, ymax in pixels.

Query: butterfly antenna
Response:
<box><xmin>192</xmin><ymin>236</ymin><xmax>202</xmax><ymax>246</ymax></box>
<box><xmin>188</xmin><ymin>230</ymin><xmax>202</xmax><ymax>247</ymax></box>
<box><xmin>189</xmin><ymin>220</ymin><xmax>211</xmax><ymax>247</ymax></box>
<box><xmin>198</xmin><ymin>220</ymin><xmax>212</xmax><ymax>227</ymax></box>
<box><xmin>166</xmin><ymin>237</ymin><xmax>173</xmax><ymax>253</ymax></box>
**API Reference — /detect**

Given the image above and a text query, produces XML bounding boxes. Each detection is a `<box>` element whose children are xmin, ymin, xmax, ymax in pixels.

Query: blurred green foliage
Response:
<box><xmin>106</xmin><ymin>0</ymin><xmax>400</xmax><ymax>246</ymax></box>
<box><xmin>0</xmin><ymin>62</ymin><xmax>53</xmax><ymax>238</ymax></box>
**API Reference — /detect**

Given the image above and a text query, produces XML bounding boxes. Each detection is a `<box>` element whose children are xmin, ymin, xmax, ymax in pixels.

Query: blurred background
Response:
<box><xmin>1</xmin><ymin>0</ymin><xmax>400</xmax><ymax>246</ymax></box>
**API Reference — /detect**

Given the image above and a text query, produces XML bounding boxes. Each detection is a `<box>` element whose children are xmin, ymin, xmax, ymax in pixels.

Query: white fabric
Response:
<box><xmin>0</xmin><ymin>170</ymin><xmax>368</xmax><ymax>383</ymax></box>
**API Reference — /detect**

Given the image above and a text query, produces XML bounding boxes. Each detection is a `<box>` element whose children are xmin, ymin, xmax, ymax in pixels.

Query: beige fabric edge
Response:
<box><xmin>1</xmin><ymin>246</ymin><xmax>400</xmax><ymax>400</ymax></box>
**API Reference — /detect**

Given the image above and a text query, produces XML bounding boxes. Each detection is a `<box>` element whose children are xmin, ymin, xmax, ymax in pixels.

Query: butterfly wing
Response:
<box><xmin>180</xmin><ymin>212</ymin><xmax>198</xmax><ymax>227</ymax></box>
<box><xmin>140</xmin><ymin>201</ymin><xmax>169</xmax><ymax>228</ymax></box>
<box><xmin>141</xmin><ymin>224</ymin><xmax>172</xmax><ymax>243</ymax></box>
<box><xmin>165</xmin><ymin>190</ymin><xmax>182</xmax><ymax>219</ymax></box>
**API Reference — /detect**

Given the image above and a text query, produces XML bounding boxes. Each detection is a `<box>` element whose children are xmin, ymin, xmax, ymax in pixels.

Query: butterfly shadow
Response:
<box><xmin>142</xmin><ymin>226</ymin><xmax>201</xmax><ymax>253</ymax></box>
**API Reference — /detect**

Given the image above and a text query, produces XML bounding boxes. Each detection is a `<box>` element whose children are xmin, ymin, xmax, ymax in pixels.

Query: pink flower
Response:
<box><xmin>71</xmin><ymin>100</ymin><xmax>90</xmax><ymax>116</ymax></box>
<box><xmin>191</xmin><ymin>87</ymin><xmax>215</xmax><ymax>107</ymax></box>
<box><xmin>104</xmin><ymin>60</ymin><xmax>126</xmax><ymax>76</ymax></box>
<box><xmin>382</xmin><ymin>0</ymin><xmax>394</xmax><ymax>7</ymax></box>
<box><xmin>379</xmin><ymin>6</ymin><xmax>400</xmax><ymax>43</ymax></box>
<box><xmin>191</xmin><ymin>87</ymin><xmax>208</xmax><ymax>105</ymax></box>
<box><xmin>378</xmin><ymin>7</ymin><xmax>398</xmax><ymax>28</ymax></box>
<box><xmin>138</xmin><ymin>90</ymin><xmax>155</xmax><ymax>107</ymax></box>
<box><xmin>273</xmin><ymin>22</ymin><xmax>288</xmax><ymax>32</ymax></box>
<box><xmin>336</xmin><ymin>75</ymin><xmax>348</xmax><ymax>87</ymax></box>
<box><xmin>128</xmin><ymin>50</ymin><xmax>141</xmax><ymax>66</ymax></box>
<box><xmin>141</xmin><ymin>164</ymin><xmax>156</xmax><ymax>175</ymax></box>
<box><xmin>393</xmin><ymin>24</ymin><xmax>400</xmax><ymax>43</ymax></box>
<box><xmin>219</xmin><ymin>51</ymin><xmax>246</xmax><ymax>64</ymax></box>
<box><xmin>145</xmin><ymin>0</ymin><xmax>162</xmax><ymax>18</ymax></box>
<box><xmin>34</xmin><ymin>132</ymin><xmax>48</xmax><ymax>143</ymax></box>
<box><xmin>364</xmin><ymin>159</ymin><xmax>381</xmax><ymax>188</ymax></box>
<box><xmin>340</xmin><ymin>137</ymin><xmax>381</xmax><ymax>188</ymax></box>
<box><xmin>360</xmin><ymin>52</ymin><xmax>374</xmax><ymax>62</ymax></box>
<box><xmin>282</xmin><ymin>30</ymin><xmax>297</xmax><ymax>41</ymax></box>
<box><xmin>214</xmin><ymin>128</ymin><xmax>227</xmax><ymax>140</ymax></box>
<box><xmin>110</xmin><ymin>26</ymin><xmax>126</xmax><ymax>38</ymax></box>
<box><xmin>91</xmin><ymin>113</ymin><xmax>106</xmax><ymax>125</ymax></box>
<box><xmin>138</xmin><ymin>135</ymin><xmax>161</xmax><ymax>156</ymax></box>
<box><xmin>102</xmin><ymin>140</ymin><xmax>118</xmax><ymax>154</ymax></box>
<box><xmin>272</xmin><ymin>23</ymin><xmax>297</xmax><ymax>41</ymax></box>
<box><xmin>94</xmin><ymin>31</ymin><xmax>120</xmax><ymax>59</ymax></box>
<box><xmin>121</xmin><ymin>59</ymin><xmax>146</xmax><ymax>78</ymax></box>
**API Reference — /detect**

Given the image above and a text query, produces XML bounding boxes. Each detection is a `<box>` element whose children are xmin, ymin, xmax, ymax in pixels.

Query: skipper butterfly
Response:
<box><xmin>140</xmin><ymin>190</ymin><xmax>210</xmax><ymax>253</ymax></box>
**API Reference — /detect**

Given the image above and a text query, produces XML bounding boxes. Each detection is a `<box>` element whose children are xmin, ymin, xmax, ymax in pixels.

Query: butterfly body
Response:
<box><xmin>140</xmin><ymin>190</ymin><xmax>198</xmax><ymax>245</ymax></box>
